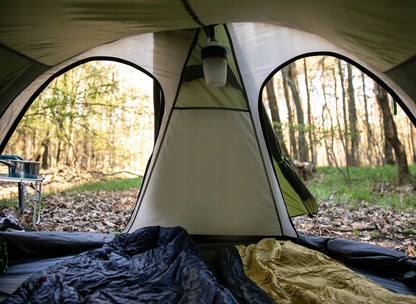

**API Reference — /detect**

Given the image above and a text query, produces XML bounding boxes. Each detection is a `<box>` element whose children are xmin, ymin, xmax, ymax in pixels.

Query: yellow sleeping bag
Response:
<box><xmin>236</xmin><ymin>239</ymin><xmax>416</xmax><ymax>304</ymax></box>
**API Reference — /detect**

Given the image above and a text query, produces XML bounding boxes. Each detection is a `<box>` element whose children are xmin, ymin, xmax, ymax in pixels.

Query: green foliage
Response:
<box><xmin>0</xmin><ymin>197</ymin><xmax>19</xmax><ymax>209</ymax></box>
<box><xmin>404</xmin><ymin>229</ymin><xmax>415</xmax><ymax>235</ymax></box>
<box><xmin>307</xmin><ymin>164</ymin><xmax>416</xmax><ymax>212</ymax></box>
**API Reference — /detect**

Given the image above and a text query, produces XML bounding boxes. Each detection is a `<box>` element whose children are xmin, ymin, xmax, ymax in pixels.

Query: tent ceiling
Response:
<box><xmin>1</xmin><ymin>1</ymin><xmax>414</xmax><ymax>70</ymax></box>
<box><xmin>0</xmin><ymin>0</ymin><xmax>194</xmax><ymax>65</ymax></box>
<box><xmin>193</xmin><ymin>1</ymin><xmax>416</xmax><ymax>72</ymax></box>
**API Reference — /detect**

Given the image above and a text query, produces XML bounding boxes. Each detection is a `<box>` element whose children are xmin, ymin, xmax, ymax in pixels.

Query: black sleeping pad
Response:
<box><xmin>298</xmin><ymin>234</ymin><xmax>416</xmax><ymax>294</ymax></box>
<box><xmin>2</xmin><ymin>226</ymin><xmax>238</xmax><ymax>304</ymax></box>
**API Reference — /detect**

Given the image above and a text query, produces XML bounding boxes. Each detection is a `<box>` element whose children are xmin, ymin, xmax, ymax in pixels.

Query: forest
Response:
<box><xmin>263</xmin><ymin>56</ymin><xmax>415</xmax><ymax>185</ymax></box>
<box><xmin>2</xmin><ymin>56</ymin><xmax>415</xmax><ymax>187</ymax></box>
<box><xmin>3</xmin><ymin>61</ymin><xmax>155</xmax><ymax>178</ymax></box>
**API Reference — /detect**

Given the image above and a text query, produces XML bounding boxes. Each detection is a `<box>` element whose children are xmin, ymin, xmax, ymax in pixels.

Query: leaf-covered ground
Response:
<box><xmin>293</xmin><ymin>200</ymin><xmax>416</xmax><ymax>255</ymax></box>
<box><xmin>1</xmin><ymin>189</ymin><xmax>138</xmax><ymax>233</ymax></box>
<box><xmin>1</xmin><ymin>188</ymin><xmax>415</xmax><ymax>255</ymax></box>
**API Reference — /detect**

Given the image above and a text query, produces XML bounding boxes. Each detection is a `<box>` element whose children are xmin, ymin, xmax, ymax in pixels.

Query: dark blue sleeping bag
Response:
<box><xmin>3</xmin><ymin>226</ymin><xmax>237</xmax><ymax>303</ymax></box>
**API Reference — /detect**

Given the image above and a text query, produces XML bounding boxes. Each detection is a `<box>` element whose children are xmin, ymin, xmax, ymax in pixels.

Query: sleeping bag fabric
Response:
<box><xmin>215</xmin><ymin>246</ymin><xmax>275</xmax><ymax>304</ymax></box>
<box><xmin>3</xmin><ymin>226</ymin><xmax>237</xmax><ymax>304</ymax></box>
<box><xmin>236</xmin><ymin>238</ymin><xmax>416</xmax><ymax>304</ymax></box>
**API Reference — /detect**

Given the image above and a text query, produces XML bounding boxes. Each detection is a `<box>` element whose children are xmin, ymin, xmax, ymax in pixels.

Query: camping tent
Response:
<box><xmin>0</xmin><ymin>1</ymin><xmax>416</xmax><ymax>301</ymax></box>
<box><xmin>1</xmin><ymin>0</ymin><xmax>415</xmax><ymax>238</ymax></box>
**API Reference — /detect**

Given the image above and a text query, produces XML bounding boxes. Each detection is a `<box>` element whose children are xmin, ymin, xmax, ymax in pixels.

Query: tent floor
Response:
<box><xmin>1</xmin><ymin>232</ymin><xmax>415</xmax><ymax>301</ymax></box>
<box><xmin>0</xmin><ymin>256</ymin><xmax>75</xmax><ymax>301</ymax></box>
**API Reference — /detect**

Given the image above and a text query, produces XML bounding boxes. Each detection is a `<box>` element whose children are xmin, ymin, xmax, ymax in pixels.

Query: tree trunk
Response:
<box><xmin>347</xmin><ymin>64</ymin><xmax>359</xmax><ymax>167</ymax></box>
<box><xmin>320</xmin><ymin>58</ymin><xmax>334</xmax><ymax>167</ymax></box>
<box><xmin>384</xmin><ymin>140</ymin><xmax>395</xmax><ymax>165</ymax></box>
<box><xmin>24</xmin><ymin>136</ymin><xmax>33</xmax><ymax>160</ymax></box>
<box><xmin>322</xmin><ymin>105</ymin><xmax>333</xmax><ymax>166</ymax></box>
<box><xmin>361</xmin><ymin>72</ymin><xmax>375</xmax><ymax>166</ymax></box>
<box><xmin>41</xmin><ymin>138</ymin><xmax>49</xmax><ymax>169</ymax></box>
<box><xmin>56</xmin><ymin>139</ymin><xmax>62</xmax><ymax>164</ymax></box>
<box><xmin>337</xmin><ymin>60</ymin><xmax>351</xmax><ymax>182</ymax></box>
<box><xmin>81</xmin><ymin>91</ymin><xmax>90</xmax><ymax>170</ymax></box>
<box><xmin>265</xmin><ymin>80</ymin><xmax>289</xmax><ymax>156</ymax></box>
<box><xmin>332</xmin><ymin>68</ymin><xmax>347</xmax><ymax>163</ymax></box>
<box><xmin>281</xmin><ymin>67</ymin><xmax>298</xmax><ymax>159</ymax></box>
<box><xmin>303</xmin><ymin>58</ymin><xmax>315</xmax><ymax>164</ymax></box>
<box><xmin>287</xmin><ymin>62</ymin><xmax>308</xmax><ymax>162</ymax></box>
<box><xmin>375</xmin><ymin>83</ymin><xmax>410</xmax><ymax>184</ymax></box>
<box><xmin>410</xmin><ymin>122</ymin><xmax>416</xmax><ymax>163</ymax></box>
<box><xmin>338</xmin><ymin>60</ymin><xmax>349</xmax><ymax>165</ymax></box>
<box><xmin>376</xmin><ymin>99</ymin><xmax>395</xmax><ymax>166</ymax></box>
<box><xmin>16</xmin><ymin>132</ymin><xmax>25</xmax><ymax>158</ymax></box>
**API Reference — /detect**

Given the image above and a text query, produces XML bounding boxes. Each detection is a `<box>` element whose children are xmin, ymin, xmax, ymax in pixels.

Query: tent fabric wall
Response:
<box><xmin>386</xmin><ymin>57</ymin><xmax>416</xmax><ymax>117</ymax></box>
<box><xmin>126</xmin><ymin>26</ymin><xmax>297</xmax><ymax>236</ymax></box>
<box><xmin>127</xmin><ymin>109</ymin><xmax>287</xmax><ymax>236</ymax></box>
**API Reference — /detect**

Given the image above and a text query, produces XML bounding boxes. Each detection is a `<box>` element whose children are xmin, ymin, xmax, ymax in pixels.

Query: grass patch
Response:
<box><xmin>0</xmin><ymin>197</ymin><xmax>19</xmax><ymax>209</ymax></box>
<box><xmin>65</xmin><ymin>177</ymin><xmax>143</xmax><ymax>194</ymax></box>
<box><xmin>307</xmin><ymin>164</ymin><xmax>416</xmax><ymax>212</ymax></box>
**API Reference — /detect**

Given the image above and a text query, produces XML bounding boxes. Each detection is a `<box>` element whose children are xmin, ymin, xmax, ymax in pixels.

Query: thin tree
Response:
<box><xmin>281</xmin><ymin>66</ymin><xmax>298</xmax><ymax>159</ymax></box>
<box><xmin>378</xmin><ymin>99</ymin><xmax>395</xmax><ymax>166</ymax></box>
<box><xmin>303</xmin><ymin>58</ymin><xmax>315</xmax><ymax>164</ymax></box>
<box><xmin>337</xmin><ymin>59</ymin><xmax>351</xmax><ymax>183</ymax></box>
<box><xmin>40</xmin><ymin>137</ymin><xmax>50</xmax><ymax>169</ymax></box>
<box><xmin>319</xmin><ymin>58</ymin><xmax>336</xmax><ymax>168</ymax></box>
<box><xmin>375</xmin><ymin>83</ymin><xmax>410</xmax><ymax>184</ymax></box>
<box><xmin>265</xmin><ymin>80</ymin><xmax>289</xmax><ymax>156</ymax></box>
<box><xmin>410</xmin><ymin>122</ymin><xmax>416</xmax><ymax>163</ymax></box>
<box><xmin>287</xmin><ymin>62</ymin><xmax>308</xmax><ymax>162</ymax></box>
<box><xmin>361</xmin><ymin>72</ymin><xmax>375</xmax><ymax>166</ymax></box>
<box><xmin>347</xmin><ymin>64</ymin><xmax>359</xmax><ymax>166</ymax></box>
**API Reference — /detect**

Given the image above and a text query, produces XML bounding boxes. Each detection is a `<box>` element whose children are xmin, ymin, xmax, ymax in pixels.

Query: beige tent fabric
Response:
<box><xmin>129</xmin><ymin>109</ymin><xmax>287</xmax><ymax>236</ymax></box>
<box><xmin>237</xmin><ymin>239</ymin><xmax>416</xmax><ymax>304</ymax></box>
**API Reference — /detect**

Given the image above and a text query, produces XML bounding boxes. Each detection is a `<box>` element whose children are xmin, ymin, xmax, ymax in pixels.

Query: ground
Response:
<box><xmin>1</xmin><ymin>178</ymin><xmax>415</xmax><ymax>255</ymax></box>
<box><xmin>293</xmin><ymin>200</ymin><xmax>416</xmax><ymax>255</ymax></box>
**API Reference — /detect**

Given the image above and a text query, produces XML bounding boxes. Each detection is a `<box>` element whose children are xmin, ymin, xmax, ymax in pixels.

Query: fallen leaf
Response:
<box><xmin>408</xmin><ymin>245</ymin><xmax>416</xmax><ymax>257</ymax></box>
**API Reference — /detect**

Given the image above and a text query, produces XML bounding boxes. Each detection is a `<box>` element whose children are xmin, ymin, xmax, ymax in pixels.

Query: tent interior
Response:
<box><xmin>0</xmin><ymin>1</ymin><xmax>416</xmax><ymax>303</ymax></box>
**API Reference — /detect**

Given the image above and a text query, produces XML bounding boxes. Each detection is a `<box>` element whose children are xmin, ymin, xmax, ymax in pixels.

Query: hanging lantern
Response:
<box><xmin>201</xmin><ymin>26</ymin><xmax>228</xmax><ymax>87</ymax></box>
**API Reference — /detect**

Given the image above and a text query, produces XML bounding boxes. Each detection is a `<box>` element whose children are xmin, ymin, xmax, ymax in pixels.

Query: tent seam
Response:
<box><xmin>174</xmin><ymin>106</ymin><xmax>249</xmax><ymax>112</ymax></box>
<box><xmin>180</xmin><ymin>0</ymin><xmax>205</xmax><ymax>27</ymax></box>
<box><xmin>385</xmin><ymin>54</ymin><xmax>416</xmax><ymax>74</ymax></box>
